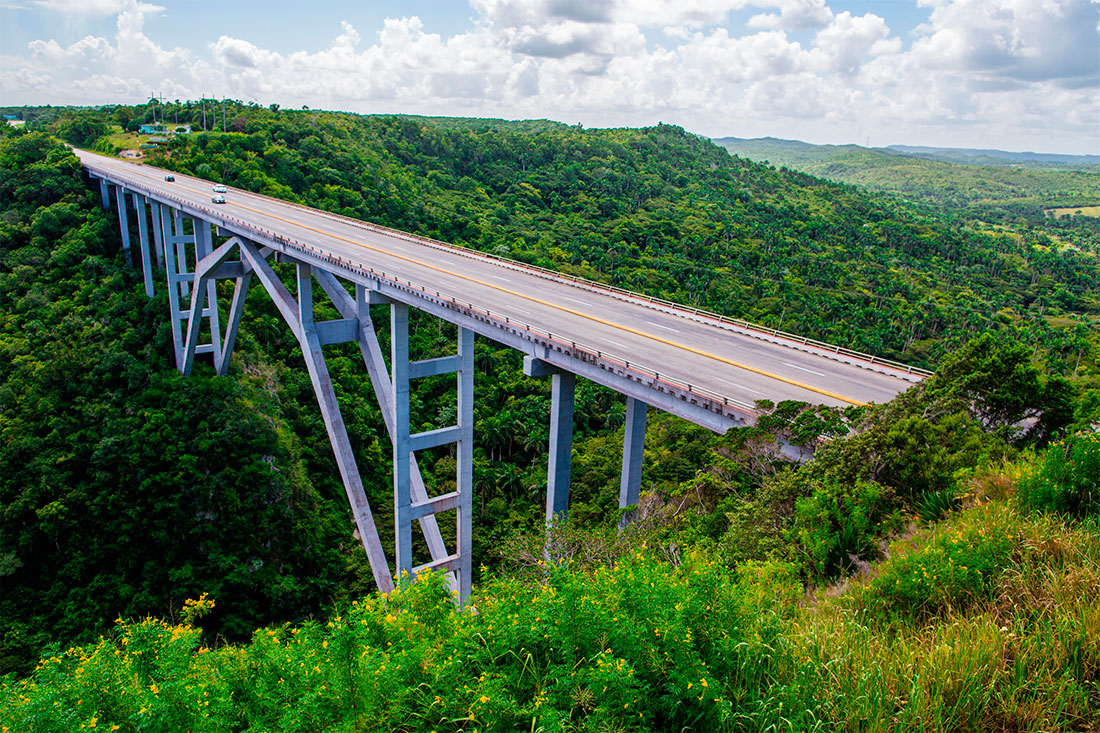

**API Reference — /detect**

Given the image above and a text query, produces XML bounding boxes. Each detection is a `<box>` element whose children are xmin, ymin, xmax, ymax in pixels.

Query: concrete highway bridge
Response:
<box><xmin>79</xmin><ymin>149</ymin><xmax>930</xmax><ymax>601</ymax></box>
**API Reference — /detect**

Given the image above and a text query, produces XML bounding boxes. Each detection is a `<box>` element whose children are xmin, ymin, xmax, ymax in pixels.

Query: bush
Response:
<box><xmin>861</xmin><ymin>507</ymin><xmax>1016</xmax><ymax>620</ymax></box>
<box><xmin>790</xmin><ymin>479</ymin><xmax>905</xmax><ymax>578</ymax></box>
<box><xmin>1016</xmin><ymin>431</ymin><xmax>1100</xmax><ymax>517</ymax></box>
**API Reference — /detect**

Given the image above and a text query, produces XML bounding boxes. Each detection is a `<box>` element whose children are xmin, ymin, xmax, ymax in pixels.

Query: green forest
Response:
<box><xmin>714</xmin><ymin>136</ymin><xmax>1100</xmax><ymax>217</ymax></box>
<box><xmin>1</xmin><ymin>103</ymin><xmax>1098</xmax><ymax>731</ymax></box>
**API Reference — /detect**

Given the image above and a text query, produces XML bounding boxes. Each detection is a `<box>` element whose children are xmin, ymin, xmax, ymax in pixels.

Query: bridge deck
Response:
<box><xmin>78</xmin><ymin>149</ymin><xmax>926</xmax><ymax>427</ymax></box>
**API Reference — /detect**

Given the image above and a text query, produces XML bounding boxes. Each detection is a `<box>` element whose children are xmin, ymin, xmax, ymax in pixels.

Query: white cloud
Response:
<box><xmin>911</xmin><ymin>0</ymin><xmax>1100</xmax><ymax>85</ymax></box>
<box><xmin>0</xmin><ymin>0</ymin><xmax>1096</xmax><ymax>153</ymax></box>
<box><xmin>747</xmin><ymin>0</ymin><xmax>833</xmax><ymax>30</ymax></box>
<box><xmin>32</xmin><ymin>0</ymin><xmax>163</xmax><ymax>15</ymax></box>
<box><xmin>811</xmin><ymin>11</ymin><xmax>899</xmax><ymax>75</ymax></box>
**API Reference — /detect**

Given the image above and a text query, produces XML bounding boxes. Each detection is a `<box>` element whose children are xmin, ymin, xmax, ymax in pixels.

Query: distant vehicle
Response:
<box><xmin>164</xmin><ymin>174</ymin><xmax>174</xmax><ymax>181</ymax></box>
<box><xmin>211</xmin><ymin>194</ymin><xmax>226</xmax><ymax>204</ymax></box>
<box><xmin>212</xmin><ymin>184</ymin><xmax>227</xmax><ymax>193</ymax></box>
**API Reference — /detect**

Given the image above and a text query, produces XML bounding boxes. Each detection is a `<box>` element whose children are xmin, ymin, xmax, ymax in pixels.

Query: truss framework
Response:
<box><xmin>96</xmin><ymin>178</ymin><xmax>653</xmax><ymax>602</ymax></box>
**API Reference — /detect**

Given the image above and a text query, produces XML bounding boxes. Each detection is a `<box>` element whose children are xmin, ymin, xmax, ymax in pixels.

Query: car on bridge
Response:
<box><xmin>211</xmin><ymin>194</ymin><xmax>226</xmax><ymax>204</ymax></box>
<box><xmin>212</xmin><ymin>184</ymin><xmax>227</xmax><ymax>193</ymax></box>
<box><xmin>163</xmin><ymin>174</ymin><xmax>174</xmax><ymax>181</ymax></box>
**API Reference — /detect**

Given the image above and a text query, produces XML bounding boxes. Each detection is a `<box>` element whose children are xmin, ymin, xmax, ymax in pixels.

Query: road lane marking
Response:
<box><xmin>82</xmin><ymin>153</ymin><xmax>868</xmax><ymax>406</ymax></box>
<box><xmin>645</xmin><ymin>320</ymin><xmax>680</xmax><ymax>333</ymax></box>
<box><xmin>716</xmin><ymin>377</ymin><xmax>764</xmax><ymax>394</ymax></box>
<box><xmin>783</xmin><ymin>362</ymin><xmax>825</xmax><ymax>377</ymax></box>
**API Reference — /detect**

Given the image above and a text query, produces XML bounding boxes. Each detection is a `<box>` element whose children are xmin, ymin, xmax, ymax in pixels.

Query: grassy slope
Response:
<box><xmin>3</xmin><ymin>462</ymin><xmax>1097</xmax><ymax>732</ymax></box>
<box><xmin>714</xmin><ymin>137</ymin><xmax>1100</xmax><ymax>212</ymax></box>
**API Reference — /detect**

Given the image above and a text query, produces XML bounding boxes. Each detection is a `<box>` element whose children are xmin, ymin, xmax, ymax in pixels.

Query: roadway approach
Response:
<box><xmin>79</xmin><ymin>148</ymin><xmax>930</xmax><ymax>601</ymax></box>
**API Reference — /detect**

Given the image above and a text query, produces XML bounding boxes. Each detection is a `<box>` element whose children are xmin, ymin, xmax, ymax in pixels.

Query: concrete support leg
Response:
<box><xmin>456</xmin><ymin>327</ymin><xmax>474</xmax><ymax>601</ymax></box>
<box><xmin>316</xmin><ymin>273</ymin><xmax>456</xmax><ymax>592</ymax></box>
<box><xmin>132</xmin><ymin>193</ymin><xmax>154</xmax><ymax>297</ymax></box>
<box><xmin>181</xmin><ymin>233</ymin><xmax>240</xmax><ymax>376</ymax></box>
<box><xmin>547</xmin><ymin>371</ymin><xmax>576</xmax><ymax>524</ymax></box>
<box><xmin>160</xmin><ymin>206</ymin><xmax>185</xmax><ymax>367</ymax></box>
<box><xmin>115</xmin><ymin>185</ymin><xmax>131</xmax><ymax>266</ymax></box>
<box><xmin>238</xmin><ymin>242</ymin><xmax>394</xmax><ymax>593</ymax></box>
<box><xmin>150</xmin><ymin>202</ymin><xmax>165</xmax><ymax>268</ymax></box>
<box><xmin>194</xmin><ymin>219</ymin><xmax>223</xmax><ymax>366</ymax></box>
<box><xmin>217</xmin><ymin>268</ymin><xmax>252</xmax><ymax>376</ymax></box>
<box><xmin>98</xmin><ymin>178</ymin><xmax>109</xmax><ymax>209</ymax></box>
<box><xmin>618</xmin><ymin>397</ymin><xmax>648</xmax><ymax>527</ymax></box>
<box><xmin>391</xmin><ymin>302</ymin><xmax>413</xmax><ymax>582</ymax></box>
<box><xmin>173</xmin><ymin>211</ymin><xmax>190</xmax><ymax>300</ymax></box>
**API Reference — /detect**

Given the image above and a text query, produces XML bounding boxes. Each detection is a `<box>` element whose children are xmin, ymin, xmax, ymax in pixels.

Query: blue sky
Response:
<box><xmin>2</xmin><ymin>0</ymin><xmax>1097</xmax><ymax>153</ymax></box>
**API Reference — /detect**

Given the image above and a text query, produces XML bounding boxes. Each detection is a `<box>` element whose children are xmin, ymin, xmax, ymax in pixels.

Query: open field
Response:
<box><xmin>1047</xmin><ymin>205</ymin><xmax>1100</xmax><ymax>218</ymax></box>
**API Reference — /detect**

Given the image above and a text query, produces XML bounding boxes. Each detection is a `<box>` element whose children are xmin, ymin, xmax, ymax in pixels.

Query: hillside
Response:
<box><xmin>714</xmin><ymin>136</ymin><xmax>1100</xmax><ymax>215</ymax></box>
<box><xmin>1</xmin><ymin>107</ymin><xmax>1099</xmax><ymax>727</ymax></box>
<box><xmin>886</xmin><ymin>144</ymin><xmax>1100</xmax><ymax>169</ymax></box>
<box><xmin>3</xmin><ymin>454</ymin><xmax>1099</xmax><ymax>730</ymax></box>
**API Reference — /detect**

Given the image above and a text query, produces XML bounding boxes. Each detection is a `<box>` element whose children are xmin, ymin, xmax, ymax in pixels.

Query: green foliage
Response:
<box><xmin>860</xmin><ymin>506</ymin><xmax>1016</xmax><ymax>620</ymax></box>
<box><xmin>0</xmin><ymin>132</ymin><xmax>357</xmax><ymax>676</ymax></box>
<box><xmin>1016</xmin><ymin>431</ymin><xmax>1100</xmax><ymax>517</ymax></box>
<box><xmin>714</xmin><ymin>136</ymin><xmax>1100</xmax><ymax>213</ymax></box>
<box><xmin>791</xmin><ymin>479</ymin><xmax>905</xmax><ymax>577</ymax></box>
<box><xmin>0</xmin><ymin>553</ymin><xmax>813</xmax><ymax>732</ymax></box>
<box><xmin>913</xmin><ymin>487</ymin><xmax>961</xmax><ymax>523</ymax></box>
<box><xmin>928</xmin><ymin>332</ymin><xmax>1044</xmax><ymax>429</ymax></box>
<box><xmin>5</xmin><ymin>494</ymin><xmax>1099</xmax><ymax>732</ymax></box>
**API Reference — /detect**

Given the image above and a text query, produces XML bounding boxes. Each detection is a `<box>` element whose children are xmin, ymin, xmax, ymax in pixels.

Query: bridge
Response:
<box><xmin>79</xmin><ymin>148</ymin><xmax>929</xmax><ymax>601</ymax></box>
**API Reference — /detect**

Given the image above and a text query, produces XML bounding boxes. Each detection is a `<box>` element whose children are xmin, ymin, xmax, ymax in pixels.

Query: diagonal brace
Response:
<box><xmin>239</xmin><ymin>246</ymin><xmax>394</xmax><ymax>592</ymax></box>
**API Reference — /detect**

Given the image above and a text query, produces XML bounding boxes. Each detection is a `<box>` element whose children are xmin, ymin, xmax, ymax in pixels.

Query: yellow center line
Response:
<box><xmin>92</xmin><ymin>155</ymin><xmax>866</xmax><ymax>406</ymax></box>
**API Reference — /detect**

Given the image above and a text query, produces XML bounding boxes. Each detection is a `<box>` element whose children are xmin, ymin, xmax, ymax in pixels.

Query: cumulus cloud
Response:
<box><xmin>747</xmin><ymin>0</ymin><xmax>833</xmax><ymax>29</ymax></box>
<box><xmin>912</xmin><ymin>0</ymin><xmax>1100</xmax><ymax>86</ymax></box>
<box><xmin>0</xmin><ymin>0</ymin><xmax>1095</xmax><ymax>152</ymax></box>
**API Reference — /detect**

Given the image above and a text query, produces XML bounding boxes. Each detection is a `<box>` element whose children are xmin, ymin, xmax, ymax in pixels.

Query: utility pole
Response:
<box><xmin>202</xmin><ymin>96</ymin><xmax>207</xmax><ymax>132</ymax></box>
<box><xmin>222</xmin><ymin>98</ymin><xmax>227</xmax><ymax>132</ymax></box>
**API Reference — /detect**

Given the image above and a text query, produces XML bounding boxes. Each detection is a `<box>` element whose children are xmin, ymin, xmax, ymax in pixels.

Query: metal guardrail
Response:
<box><xmin>87</xmin><ymin>161</ymin><xmax>928</xmax><ymax>420</ymax></box>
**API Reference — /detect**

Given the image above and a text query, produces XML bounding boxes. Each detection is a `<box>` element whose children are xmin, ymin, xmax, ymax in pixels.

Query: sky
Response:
<box><xmin>1</xmin><ymin>0</ymin><xmax>1098</xmax><ymax>154</ymax></box>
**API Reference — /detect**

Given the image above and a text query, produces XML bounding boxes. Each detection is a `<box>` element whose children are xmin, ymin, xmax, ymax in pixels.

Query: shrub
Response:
<box><xmin>1016</xmin><ymin>431</ymin><xmax>1100</xmax><ymax>517</ymax></box>
<box><xmin>861</xmin><ymin>508</ymin><xmax>1016</xmax><ymax>620</ymax></box>
<box><xmin>790</xmin><ymin>479</ymin><xmax>905</xmax><ymax>578</ymax></box>
<box><xmin>914</xmin><ymin>487</ymin><xmax>961</xmax><ymax>523</ymax></box>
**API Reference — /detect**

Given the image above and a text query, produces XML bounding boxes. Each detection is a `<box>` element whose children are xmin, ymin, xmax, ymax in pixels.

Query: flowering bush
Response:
<box><xmin>1016</xmin><ymin>431</ymin><xmax>1100</xmax><ymax>517</ymax></box>
<box><xmin>860</xmin><ymin>508</ymin><xmax>1015</xmax><ymax>620</ymax></box>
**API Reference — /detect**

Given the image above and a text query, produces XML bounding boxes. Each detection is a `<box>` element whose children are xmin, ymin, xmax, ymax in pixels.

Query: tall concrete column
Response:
<box><xmin>160</xmin><ymin>205</ymin><xmax>185</xmax><ymax>366</ymax></box>
<box><xmin>149</xmin><ymin>202</ymin><xmax>165</xmax><ymax>268</ymax></box>
<box><xmin>456</xmin><ymin>327</ymin><xmax>475</xmax><ymax>601</ymax></box>
<box><xmin>173</xmin><ymin>211</ymin><xmax>190</xmax><ymax>299</ymax></box>
<box><xmin>115</xmin><ymin>185</ymin><xmax>131</xmax><ymax>265</ymax></box>
<box><xmin>391</xmin><ymin>302</ymin><xmax>413</xmax><ymax>581</ymax></box>
<box><xmin>132</xmin><ymin>193</ymin><xmax>154</xmax><ymax>297</ymax></box>
<box><xmin>523</xmin><ymin>355</ymin><xmax>577</xmax><ymax>524</ymax></box>
<box><xmin>618</xmin><ymin>397</ymin><xmax>648</xmax><ymax>527</ymax></box>
<box><xmin>98</xmin><ymin>178</ymin><xmax>109</xmax><ymax>209</ymax></box>
<box><xmin>547</xmin><ymin>371</ymin><xmax>576</xmax><ymax>523</ymax></box>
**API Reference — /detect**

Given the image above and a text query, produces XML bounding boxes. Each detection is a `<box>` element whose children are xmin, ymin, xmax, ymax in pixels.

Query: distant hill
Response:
<box><xmin>886</xmin><ymin>145</ymin><xmax>1100</xmax><ymax>170</ymax></box>
<box><xmin>713</xmin><ymin>136</ymin><xmax>1100</xmax><ymax>213</ymax></box>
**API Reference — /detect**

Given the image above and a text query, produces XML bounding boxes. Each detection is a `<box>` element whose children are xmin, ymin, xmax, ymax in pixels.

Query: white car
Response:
<box><xmin>212</xmin><ymin>184</ymin><xmax>227</xmax><ymax>193</ymax></box>
<box><xmin>211</xmin><ymin>194</ymin><xmax>226</xmax><ymax>204</ymax></box>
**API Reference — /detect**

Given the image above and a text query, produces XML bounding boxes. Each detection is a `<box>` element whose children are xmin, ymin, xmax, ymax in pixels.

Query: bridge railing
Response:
<box><xmin>264</xmin><ymin>195</ymin><xmax>933</xmax><ymax>379</ymax></box>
